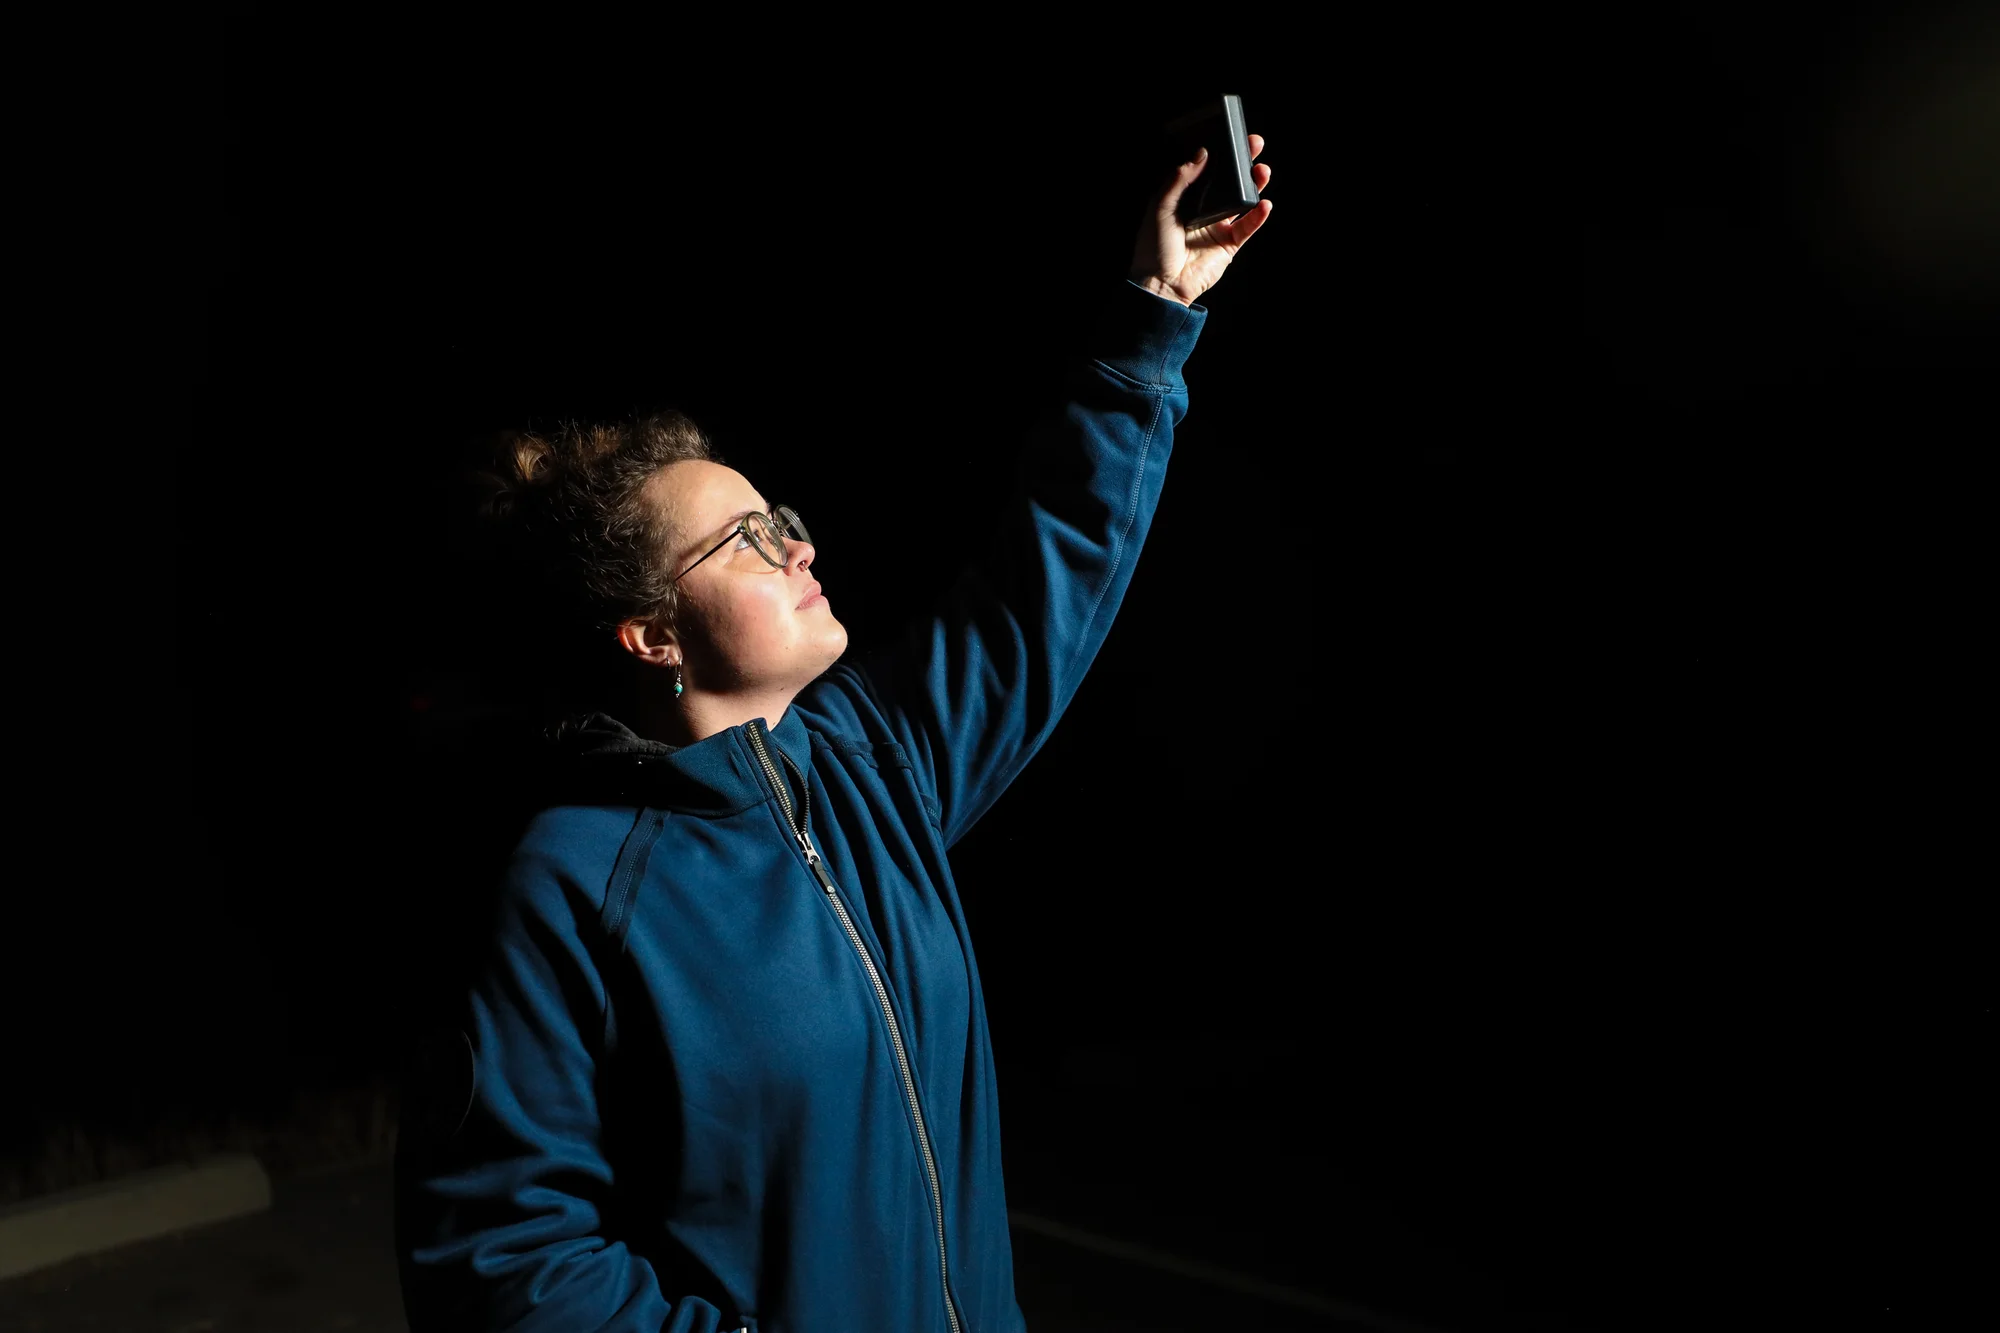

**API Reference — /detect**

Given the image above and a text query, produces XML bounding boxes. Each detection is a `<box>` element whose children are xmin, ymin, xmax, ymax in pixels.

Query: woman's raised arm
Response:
<box><xmin>799</xmin><ymin>139</ymin><xmax>1272</xmax><ymax>848</ymax></box>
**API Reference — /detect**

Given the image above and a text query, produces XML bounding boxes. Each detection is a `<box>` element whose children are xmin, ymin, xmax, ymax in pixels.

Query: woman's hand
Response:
<box><xmin>1129</xmin><ymin>133</ymin><xmax>1273</xmax><ymax>307</ymax></box>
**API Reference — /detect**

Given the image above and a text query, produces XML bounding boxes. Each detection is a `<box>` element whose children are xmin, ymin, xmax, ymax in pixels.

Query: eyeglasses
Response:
<box><xmin>672</xmin><ymin>504</ymin><xmax>812</xmax><ymax>584</ymax></box>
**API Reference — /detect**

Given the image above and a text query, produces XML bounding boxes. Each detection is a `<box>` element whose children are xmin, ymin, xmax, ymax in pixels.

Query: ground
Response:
<box><xmin>0</xmin><ymin>1160</ymin><xmax>1411</xmax><ymax>1333</ymax></box>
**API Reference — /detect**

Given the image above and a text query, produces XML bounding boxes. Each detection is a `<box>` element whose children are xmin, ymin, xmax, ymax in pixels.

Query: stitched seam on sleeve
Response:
<box><xmin>1066</xmin><ymin>388</ymin><xmax>1165</xmax><ymax>699</ymax></box>
<box><xmin>601</xmin><ymin>808</ymin><xmax>665</xmax><ymax>943</ymax></box>
<box><xmin>1153</xmin><ymin>303</ymin><xmax>1194</xmax><ymax>382</ymax></box>
<box><xmin>950</xmin><ymin>388</ymin><xmax>1167</xmax><ymax>845</ymax></box>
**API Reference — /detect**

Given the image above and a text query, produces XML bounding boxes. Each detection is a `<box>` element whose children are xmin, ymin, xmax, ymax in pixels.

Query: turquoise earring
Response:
<box><xmin>674</xmin><ymin>663</ymin><xmax>684</xmax><ymax>699</ymax></box>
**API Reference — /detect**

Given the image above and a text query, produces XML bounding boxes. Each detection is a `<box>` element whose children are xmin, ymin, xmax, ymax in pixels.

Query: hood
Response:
<box><xmin>546</xmin><ymin>711</ymin><xmax>683</xmax><ymax>762</ymax></box>
<box><xmin>540</xmin><ymin>708</ymin><xmax>811</xmax><ymax>819</ymax></box>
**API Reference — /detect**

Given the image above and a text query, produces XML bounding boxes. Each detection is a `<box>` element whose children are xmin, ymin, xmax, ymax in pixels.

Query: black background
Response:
<box><xmin>13</xmin><ymin>7</ymin><xmax>1994</xmax><ymax>1330</ymax></box>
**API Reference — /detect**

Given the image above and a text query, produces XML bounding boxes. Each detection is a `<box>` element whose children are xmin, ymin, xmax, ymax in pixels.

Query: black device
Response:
<box><xmin>1165</xmin><ymin>94</ymin><xmax>1260</xmax><ymax>229</ymax></box>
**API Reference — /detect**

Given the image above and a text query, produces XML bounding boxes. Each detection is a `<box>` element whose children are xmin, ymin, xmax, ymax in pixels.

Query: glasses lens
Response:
<box><xmin>744</xmin><ymin>512</ymin><xmax>783</xmax><ymax>567</ymax></box>
<box><xmin>746</xmin><ymin>509</ymin><xmax>808</xmax><ymax>568</ymax></box>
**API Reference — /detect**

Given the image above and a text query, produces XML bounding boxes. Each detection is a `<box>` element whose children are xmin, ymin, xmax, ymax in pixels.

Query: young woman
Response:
<box><xmin>396</xmin><ymin>137</ymin><xmax>1273</xmax><ymax>1333</ymax></box>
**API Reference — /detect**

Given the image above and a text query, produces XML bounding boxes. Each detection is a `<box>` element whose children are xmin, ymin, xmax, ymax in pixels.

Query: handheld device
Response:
<box><xmin>1166</xmin><ymin>94</ymin><xmax>1260</xmax><ymax>229</ymax></box>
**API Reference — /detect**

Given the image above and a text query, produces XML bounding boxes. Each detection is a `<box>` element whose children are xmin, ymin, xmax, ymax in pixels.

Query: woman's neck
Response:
<box><xmin>633</xmin><ymin>675</ymin><xmax>791</xmax><ymax>749</ymax></box>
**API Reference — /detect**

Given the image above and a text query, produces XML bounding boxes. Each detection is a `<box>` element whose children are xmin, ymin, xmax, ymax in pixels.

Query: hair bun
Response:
<box><xmin>460</xmin><ymin>410</ymin><xmax>718</xmax><ymax>648</ymax></box>
<box><xmin>507</xmin><ymin>431</ymin><xmax>560</xmax><ymax>490</ymax></box>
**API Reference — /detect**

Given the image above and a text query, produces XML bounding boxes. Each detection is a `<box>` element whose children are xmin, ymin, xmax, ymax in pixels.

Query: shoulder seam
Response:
<box><xmin>601</xmin><ymin>807</ymin><xmax>667</xmax><ymax>944</ymax></box>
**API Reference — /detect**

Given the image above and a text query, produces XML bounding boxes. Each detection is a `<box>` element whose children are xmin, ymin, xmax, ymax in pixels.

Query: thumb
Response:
<box><xmin>1157</xmin><ymin>146</ymin><xmax>1208</xmax><ymax>218</ymax></box>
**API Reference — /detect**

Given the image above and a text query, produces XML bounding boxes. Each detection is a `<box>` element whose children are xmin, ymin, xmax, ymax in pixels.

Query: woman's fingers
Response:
<box><xmin>1247</xmin><ymin>133</ymin><xmax>1265</xmax><ymax>160</ymax></box>
<box><xmin>1220</xmin><ymin>198</ymin><xmax>1274</xmax><ymax>248</ymax></box>
<box><xmin>1253</xmin><ymin>161</ymin><xmax>1272</xmax><ymax>192</ymax></box>
<box><xmin>1158</xmin><ymin>146</ymin><xmax>1210</xmax><ymax>217</ymax></box>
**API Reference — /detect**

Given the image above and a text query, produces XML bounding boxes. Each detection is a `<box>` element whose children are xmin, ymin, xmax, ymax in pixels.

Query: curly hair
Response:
<box><xmin>467</xmin><ymin>410</ymin><xmax>722</xmax><ymax>713</ymax></box>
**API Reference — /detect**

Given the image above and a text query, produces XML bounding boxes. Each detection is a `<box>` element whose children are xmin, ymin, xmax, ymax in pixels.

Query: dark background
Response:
<box><xmin>13</xmin><ymin>6</ymin><xmax>1994</xmax><ymax>1331</ymax></box>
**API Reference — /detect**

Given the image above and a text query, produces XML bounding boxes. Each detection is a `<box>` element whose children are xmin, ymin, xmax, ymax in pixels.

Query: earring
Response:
<box><xmin>674</xmin><ymin>662</ymin><xmax>684</xmax><ymax>699</ymax></box>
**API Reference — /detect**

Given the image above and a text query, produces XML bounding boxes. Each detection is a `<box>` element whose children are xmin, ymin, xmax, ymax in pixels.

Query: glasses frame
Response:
<box><xmin>671</xmin><ymin>504</ymin><xmax>807</xmax><ymax>584</ymax></box>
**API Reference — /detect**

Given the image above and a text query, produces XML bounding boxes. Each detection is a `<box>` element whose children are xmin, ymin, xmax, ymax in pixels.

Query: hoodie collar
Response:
<box><xmin>756</xmin><ymin>705</ymin><xmax>814</xmax><ymax>783</ymax></box>
<box><xmin>548</xmin><ymin>707</ymin><xmax>811</xmax><ymax>816</ymax></box>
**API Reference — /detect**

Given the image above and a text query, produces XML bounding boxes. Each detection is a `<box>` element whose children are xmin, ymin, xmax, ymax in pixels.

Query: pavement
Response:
<box><xmin>0</xmin><ymin>1160</ymin><xmax>1418</xmax><ymax>1333</ymax></box>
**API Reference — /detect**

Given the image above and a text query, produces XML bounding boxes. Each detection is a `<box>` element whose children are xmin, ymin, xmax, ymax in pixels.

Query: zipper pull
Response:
<box><xmin>797</xmin><ymin>829</ymin><xmax>839</xmax><ymax>895</ymax></box>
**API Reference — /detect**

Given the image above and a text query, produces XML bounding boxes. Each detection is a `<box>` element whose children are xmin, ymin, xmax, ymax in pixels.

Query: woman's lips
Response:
<box><xmin>797</xmin><ymin>582</ymin><xmax>825</xmax><ymax>609</ymax></box>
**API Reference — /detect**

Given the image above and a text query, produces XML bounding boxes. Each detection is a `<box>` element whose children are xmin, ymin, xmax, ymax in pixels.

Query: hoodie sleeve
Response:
<box><xmin>845</xmin><ymin>280</ymin><xmax>1205</xmax><ymax>849</ymax></box>
<box><xmin>395</xmin><ymin>847</ymin><xmax>741</xmax><ymax>1333</ymax></box>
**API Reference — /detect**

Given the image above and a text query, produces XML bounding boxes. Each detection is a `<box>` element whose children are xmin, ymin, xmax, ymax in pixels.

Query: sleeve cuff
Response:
<box><xmin>1087</xmin><ymin>279</ymin><xmax>1208</xmax><ymax>389</ymax></box>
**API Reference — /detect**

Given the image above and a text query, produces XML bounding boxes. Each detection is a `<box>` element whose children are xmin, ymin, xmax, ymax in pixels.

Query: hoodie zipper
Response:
<box><xmin>744</xmin><ymin>721</ymin><xmax>965</xmax><ymax>1333</ymax></box>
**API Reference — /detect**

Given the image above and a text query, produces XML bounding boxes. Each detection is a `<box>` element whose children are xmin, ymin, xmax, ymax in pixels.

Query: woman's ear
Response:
<box><xmin>616</xmin><ymin>618</ymin><xmax>677</xmax><ymax>668</ymax></box>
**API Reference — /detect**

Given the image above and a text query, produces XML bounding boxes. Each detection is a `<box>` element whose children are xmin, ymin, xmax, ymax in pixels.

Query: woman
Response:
<box><xmin>395</xmin><ymin>137</ymin><xmax>1273</xmax><ymax>1332</ymax></box>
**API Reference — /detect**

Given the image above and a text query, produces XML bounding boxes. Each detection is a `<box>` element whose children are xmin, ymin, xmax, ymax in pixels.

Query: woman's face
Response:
<box><xmin>647</xmin><ymin>460</ymin><xmax>849</xmax><ymax>695</ymax></box>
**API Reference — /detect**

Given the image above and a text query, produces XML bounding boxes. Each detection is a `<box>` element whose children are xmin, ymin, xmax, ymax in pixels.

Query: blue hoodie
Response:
<box><xmin>395</xmin><ymin>280</ymin><xmax>1206</xmax><ymax>1332</ymax></box>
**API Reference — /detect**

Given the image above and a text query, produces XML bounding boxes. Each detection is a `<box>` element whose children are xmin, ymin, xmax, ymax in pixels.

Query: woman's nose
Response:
<box><xmin>789</xmin><ymin>539</ymin><xmax>817</xmax><ymax>572</ymax></box>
